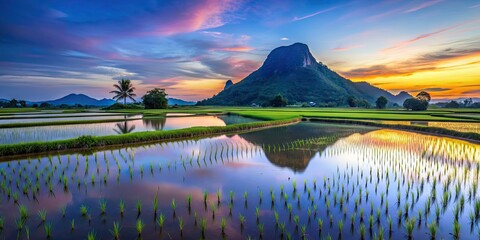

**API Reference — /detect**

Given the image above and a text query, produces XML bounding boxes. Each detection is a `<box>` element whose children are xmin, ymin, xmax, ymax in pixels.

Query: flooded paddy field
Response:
<box><xmin>375</xmin><ymin>121</ymin><xmax>480</xmax><ymax>134</ymax></box>
<box><xmin>0</xmin><ymin>115</ymin><xmax>259</xmax><ymax>144</ymax></box>
<box><xmin>0</xmin><ymin>122</ymin><xmax>479</xmax><ymax>239</ymax></box>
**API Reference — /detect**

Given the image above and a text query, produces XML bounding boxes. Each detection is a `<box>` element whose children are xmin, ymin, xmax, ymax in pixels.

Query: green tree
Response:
<box><xmin>416</xmin><ymin>91</ymin><xmax>431</xmax><ymax>102</ymax></box>
<box><xmin>347</xmin><ymin>96</ymin><xmax>356</xmax><ymax>107</ymax></box>
<box><xmin>356</xmin><ymin>99</ymin><xmax>371</xmax><ymax>109</ymax></box>
<box><xmin>142</xmin><ymin>88</ymin><xmax>168</xmax><ymax>109</ymax></box>
<box><xmin>110</xmin><ymin>79</ymin><xmax>136</xmax><ymax>105</ymax></box>
<box><xmin>445</xmin><ymin>100</ymin><xmax>460</xmax><ymax>108</ymax></box>
<box><xmin>40</xmin><ymin>102</ymin><xmax>51</xmax><ymax>108</ymax></box>
<box><xmin>375</xmin><ymin>96</ymin><xmax>388</xmax><ymax>109</ymax></box>
<box><xmin>269</xmin><ymin>94</ymin><xmax>287</xmax><ymax>107</ymax></box>
<box><xmin>403</xmin><ymin>98</ymin><xmax>428</xmax><ymax>111</ymax></box>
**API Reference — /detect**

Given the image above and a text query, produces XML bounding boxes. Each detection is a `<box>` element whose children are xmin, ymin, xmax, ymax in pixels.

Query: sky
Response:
<box><xmin>0</xmin><ymin>0</ymin><xmax>479</xmax><ymax>102</ymax></box>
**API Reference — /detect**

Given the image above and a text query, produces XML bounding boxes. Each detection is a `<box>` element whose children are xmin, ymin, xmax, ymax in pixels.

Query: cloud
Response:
<box><xmin>342</xmin><ymin>43</ymin><xmax>480</xmax><ymax>79</ymax></box>
<box><xmin>410</xmin><ymin>87</ymin><xmax>451</xmax><ymax>92</ymax></box>
<box><xmin>280</xmin><ymin>37</ymin><xmax>289</xmax><ymax>41</ymax></box>
<box><xmin>332</xmin><ymin>44</ymin><xmax>363</xmax><ymax>51</ymax></box>
<box><xmin>470</xmin><ymin>4</ymin><xmax>480</xmax><ymax>8</ymax></box>
<box><xmin>292</xmin><ymin>7</ymin><xmax>337</xmax><ymax>21</ymax></box>
<box><xmin>213</xmin><ymin>46</ymin><xmax>254</xmax><ymax>52</ymax></box>
<box><xmin>381</xmin><ymin>25</ymin><xmax>459</xmax><ymax>53</ymax></box>
<box><xmin>148</xmin><ymin>0</ymin><xmax>242</xmax><ymax>36</ymax></box>
<box><xmin>462</xmin><ymin>89</ymin><xmax>480</xmax><ymax>95</ymax></box>
<box><xmin>403</xmin><ymin>0</ymin><xmax>443</xmax><ymax>13</ymax></box>
<box><xmin>94</xmin><ymin>66</ymin><xmax>139</xmax><ymax>80</ymax></box>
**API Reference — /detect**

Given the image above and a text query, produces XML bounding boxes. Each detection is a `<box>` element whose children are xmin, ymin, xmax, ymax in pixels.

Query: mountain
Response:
<box><xmin>198</xmin><ymin>43</ymin><xmax>410</xmax><ymax>106</ymax></box>
<box><xmin>224</xmin><ymin>80</ymin><xmax>233</xmax><ymax>90</ymax></box>
<box><xmin>168</xmin><ymin>98</ymin><xmax>196</xmax><ymax>106</ymax></box>
<box><xmin>353</xmin><ymin>82</ymin><xmax>412</xmax><ymax>105</ymax></box>
<box><xmin>45</xmin><ymin>94</ymin><xmax>115</xmax><ymax>106</ymax></box>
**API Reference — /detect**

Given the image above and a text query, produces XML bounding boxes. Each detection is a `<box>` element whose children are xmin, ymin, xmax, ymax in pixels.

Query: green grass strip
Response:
<box><xmin>0</xmin><ymin>118</ymin><xmax>300</xmax><ymax>157</ymax></box>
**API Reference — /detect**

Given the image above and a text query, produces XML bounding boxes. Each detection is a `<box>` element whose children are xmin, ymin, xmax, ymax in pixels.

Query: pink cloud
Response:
<box><xmin>213</xmin><ymin>46</ymin><xmax>254</xmax><ymax>52</ymax></box>
<box><xmin>332</xmin><ymin>44</ymin><xmax>363</xmax><ymax>51</ymax></box>
<box><xmin>150</xmin><ymin>0</ymin><xmax>241</xmax><ymax>36</ymax></box>
<box><xmin>381</xmin><ymin>23</ymin><xmax>463</xmax><ymax>53</ymax></box>
<box><xmin>403</xmin><ymin>0</ymin><xmax>443</xmax><ymax>13</ymax></box>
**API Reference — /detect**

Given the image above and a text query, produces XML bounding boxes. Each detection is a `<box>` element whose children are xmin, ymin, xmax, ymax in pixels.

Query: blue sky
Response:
<box><xmin>1</xmin><ymin>0</ymin><xmax>479</xmax><ymax>101</ymax></box>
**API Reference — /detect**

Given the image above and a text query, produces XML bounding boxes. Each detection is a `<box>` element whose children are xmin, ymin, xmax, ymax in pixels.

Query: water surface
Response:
<box><xmin>0</xmin><ymin>122</ymin><xmax>478</xmax><ymax>239</ymax></box>
<box><xmin>0</xmin><ymin>115</ymin><xmax>258</xmax><ymax>144</ymax></box>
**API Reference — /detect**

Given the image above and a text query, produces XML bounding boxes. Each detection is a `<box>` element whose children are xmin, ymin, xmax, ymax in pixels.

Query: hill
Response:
<box><xmin>198</xmin><ymin>43</ymin><xmax>411</xmax><ymax>106</ymax></box>
<box><xmin>168</xmin><ymin>98</ymin><xmax>196</xmax><ymax>106</ymax></box>
<box><xmin>45</xmin><ymin>94</ymin><xmax>116</xmax><ymax>106</ymax></box>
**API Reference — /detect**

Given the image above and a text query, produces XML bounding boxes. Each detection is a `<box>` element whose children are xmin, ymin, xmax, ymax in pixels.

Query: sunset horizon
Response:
<box><xmin>1</xmin><ymin>0</ymin><xmax>479</xmax><ymax>102</ymax></box>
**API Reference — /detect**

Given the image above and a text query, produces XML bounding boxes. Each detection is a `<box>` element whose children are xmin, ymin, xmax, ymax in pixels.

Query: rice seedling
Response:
<box><xmin>71</xmin><ymin>219</ymin><xmax>75</xmax><ymax>230</ymax></box>
<box><xmin>405</xmin><ymin>218</ymin><xmax>416</xmax><ymax>239</ymax></box>
<box><xmin>80</xmin><ymin>205</ymin><xmax>88</xmax><ymax>216</ymax></box>
<box><xmin>119</xmin><ymin>200</ymin><xmax>125</xmax><ymax>216</ymax></box>
<box><xmin>99</xmin><ymin>199</ymin><xmax>107</xmax><ymax>215</ymax></box>
<box><xmin>359</xmin><ymin>223</ymin><xmax>365</xmax><ymax>240</ymax></box>
<box><xmin>178</xmin><ymin>217</ymin><xmax>184</xmax><ymax>235</ymax></box>
<box><xmin>221</xmin><ymin>218</ymin><xmax>226</xmax><ymax>234</ymax></box>
<box><xmin>200</xmin><ymin>218</ymin><xmax>207</xmax><ymax>237</ymax></box>
<box><xmin>187</xmin><ymin>194</ymin><xmax>192</xmax><ymax>209</ymax></box>
<box><xmin>18</xmin><ymin>204</ymin><xmax>29</xmax><ymax>220</ymax></box>
<box><xmin>15</xmin><ymin>217</ymin><xmax>24</xmax><ymax>231</ymax></box>
<box><xmin>239</xmin><ymin>214</ymin><xmax>245</xmax><ymax>227</ymax></box>
<box><xmin>60</xmin><ymin>206</ymin><xmax>66</xmax><ymax>218</ymax></box>
<box><xmin>171</xmin><ymin>198</ymin><xmax>176</xmax><ymax>216</ymax></box>
<box><xmin>44</xmin><ymin>222</ymin><xmax>52</xmax><ymax>238</ymax></box>
<box><xmin>258</xmin><ymin>223</ymin><xmax>264</xmax><ymax>238</ymax></box>
<box><xmin>109</xmin><ymin>221</ymin><xmax>121</xmax><ymax>240</ymax></box>
<box><xmin>87</xmin><ymin>230</ymin><xmax>96</xmax><ymax>240</ymax></box>
<box><xmin>153</xmin><ymin>195</ymin><xmax>158</xmax><ymax>214</ymax></box>
<box><xmin>136</xmin><ymin>219</ymin><xmax>144</xmax><ymax>237</ymax></box>
<box><xmin>136</xmin><ymin>200</ymin><xmax>142</xmax><ymax>216</ymax></box>
<box><xmin>428</xmin><ymin>222</ymin><xmax>437</xmax><ymax>239</ymax></box>
<box><xmin>38</xmin><ymin>209</ymin><xmax>47</xmax><ymax>222</ymax></box>
<box><xmin>453</xmin><ymin>220</ymin><xmax>460</xmax><ymax>239</ymax></box>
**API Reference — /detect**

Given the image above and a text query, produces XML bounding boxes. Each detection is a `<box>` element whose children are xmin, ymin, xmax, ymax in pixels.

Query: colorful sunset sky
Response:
<box><xmin>1</xmin><ymin>0</ymin><xmax>479</xmax><ymax>101</ymax></box>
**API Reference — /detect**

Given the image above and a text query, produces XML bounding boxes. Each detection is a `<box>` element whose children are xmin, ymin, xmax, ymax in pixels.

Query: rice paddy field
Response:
<box><xmin>372</xmin><ymin>121</ymin><xmax>480</xmax><ymax>134</ymax></box>
<box><xmin>0</xmin><ymin>120</ymin><xmax>480</xmax><ymax>239</ymax></box>
<box><xmin>0</xmin><ymin>115</ymin><xmax>258</xmax><ymax>144</ymax></box>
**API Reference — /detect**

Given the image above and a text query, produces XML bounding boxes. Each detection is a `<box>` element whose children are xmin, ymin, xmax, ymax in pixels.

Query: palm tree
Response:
<box><xmin>110</xmin><ymin>79</ymin><xmax>136</xmax><ymax>104</ymax></box>
<box><xmin>113</xmin><ymin>121</ymin><xmax>136</xmax><ymax>134</ymax></box>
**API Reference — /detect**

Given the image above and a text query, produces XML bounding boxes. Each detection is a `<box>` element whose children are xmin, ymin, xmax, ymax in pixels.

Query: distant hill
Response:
<box><xmin>45</xmin><ymin>94</ymin><xmax>116</xmax><ymax>106</ymax></box>
<box><xmin>2</xmin><ymin>94</ymin><xmax>197</xmax><ymax>107</ymax></box>
<box><xmin>198</xmin><ymin>43</ymin><xmax>411</xmax><ymax>106</ymax></box>
<box><xmin>168</xmin><ymin>98</ymin><xmax>196</xmax><ymax>106</ymax></box>
<box><xmin>353</xmin><ymin>82</ymin><xmax>412</xmax><ymax>106</ymax></box>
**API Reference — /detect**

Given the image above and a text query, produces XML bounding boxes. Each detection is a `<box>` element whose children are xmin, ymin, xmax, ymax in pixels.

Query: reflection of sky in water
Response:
<box><xmin>0</xmin><ymin>123</ymin><xmax>479</xmax><ymax>239</ymax></box>
<box><xmin>0</xmin><ymin>115</ymin><xmax>258</xmax><ymax>144</ymax></box>
<box><xmin>0</xmin><ymin>114</ymin><xmax>142</xmax><ymax>124</ymax></box>
<box><xmin>377</xmin><ymin>120</ymin><xmax>480</xmax><ymax>134</ymax></box>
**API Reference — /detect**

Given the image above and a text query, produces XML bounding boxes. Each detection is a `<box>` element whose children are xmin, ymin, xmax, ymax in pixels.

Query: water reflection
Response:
<box><xmin>240</xmin><ymin>122</ymin><xmax>375</xmax><ymax>171</ymax></box>
<box><xmin>376</xmin><ymin>120</ymin><xmax>480</xmax><ymax>134</ymax></box>
<box><xmin>1</xmin><ymin>123</ymin><xmax>479</xmax><ymax>240</ymax></box>
<box><xmin>142</xmin><ymin>118</ymin><xmax>167</xmax><ymax>130</ymax></box>
<box><xmin>0</xmin><ymin>115</ymin><xmax>257</xmax><ymax>144</ymax></box>
<box><xmin>113</xmin><ymin>121</ymin><xmax>136</xmax><ymax>134</ymax></box>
